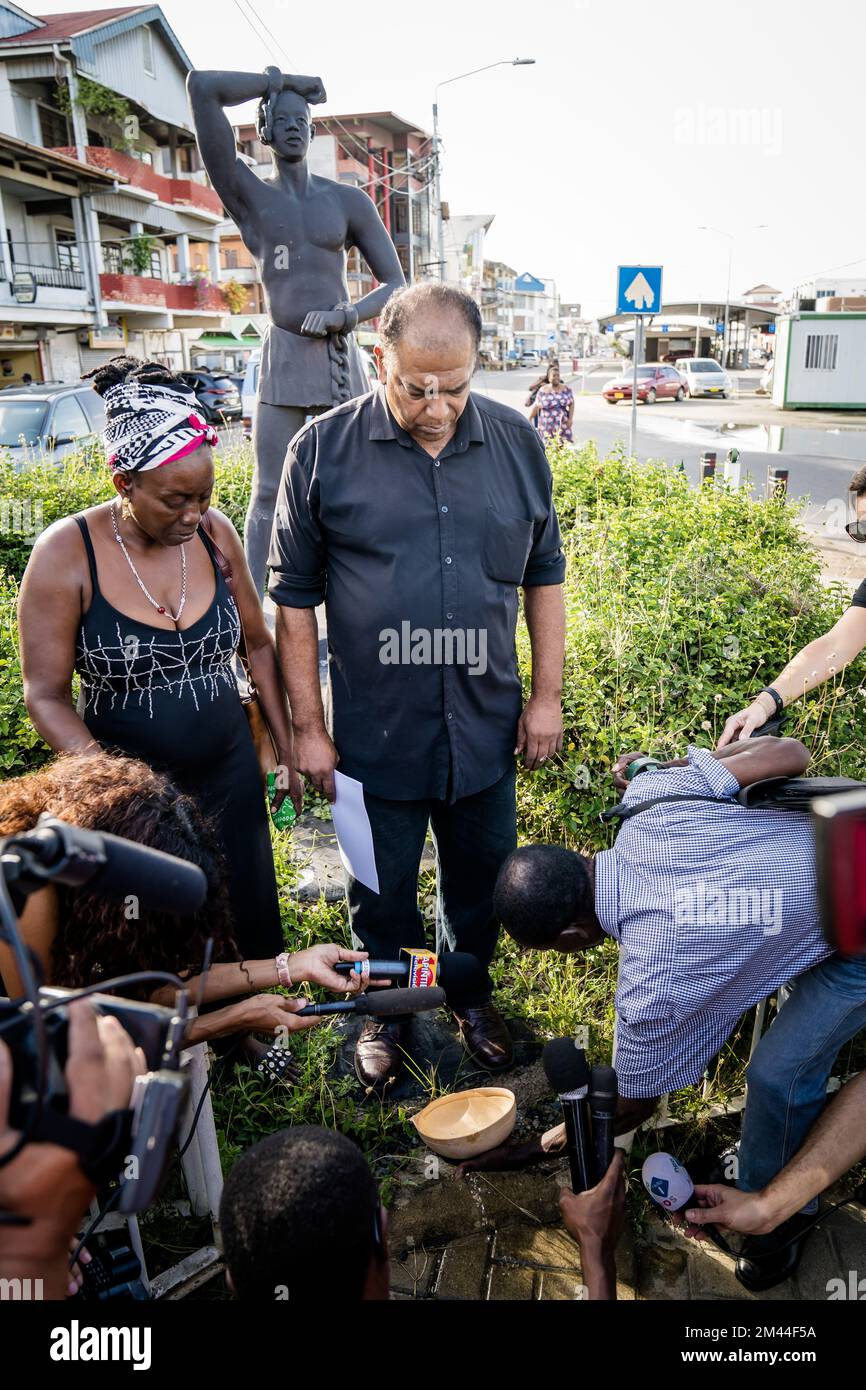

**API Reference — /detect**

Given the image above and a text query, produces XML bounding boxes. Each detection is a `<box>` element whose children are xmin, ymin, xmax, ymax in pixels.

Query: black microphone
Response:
<box><xmin>543</xmin><ymin>1038</ymin><xmax>594</xmax><ymax>1193</ymax></box>
<box><xmin>589</xmin><ymin>1064</ymin><xmax>618</xmax><ymax>1182</ymax></box>
<box><xmin>297</xmin><ymin>986</ymin><xmax>446</xmax><ymax>1017</ymax></box>
<box><xmin>334</xmin><ymin>951</ymin><xmax>490</xmax><ymax>1001</ymax></box>
<box><xmin>6</xmin><ymin>816</ymin><xmax>208</xmax><ymax>916</ymax></box>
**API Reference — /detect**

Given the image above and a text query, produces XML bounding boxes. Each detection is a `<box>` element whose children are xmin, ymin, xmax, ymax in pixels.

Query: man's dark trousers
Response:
<box><xmin>345</xmin><ymin>768</ymin><xmax>516</xmax><ymax>1011</ymax></box>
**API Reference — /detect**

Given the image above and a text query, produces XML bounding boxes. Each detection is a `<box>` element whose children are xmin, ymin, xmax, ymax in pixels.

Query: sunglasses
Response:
<box><xmin>845</xmin><ymin>520</ymin><xmax>866</xmax><ymax>543</ymax></box>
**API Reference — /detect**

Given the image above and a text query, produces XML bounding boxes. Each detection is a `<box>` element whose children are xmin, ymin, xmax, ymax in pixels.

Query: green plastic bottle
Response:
<box><xmin>267</xmin><ymin>771</ymin><xmax>297</xmax><ymax>830</ymax></box>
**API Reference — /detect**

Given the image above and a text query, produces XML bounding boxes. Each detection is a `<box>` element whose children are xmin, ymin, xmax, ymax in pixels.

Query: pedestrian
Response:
<box><xmin>529</xmin><ymin>362</ymin><xmax>574</xmax><ymax>443</ymax></box>
<box><xmin>17</xmin><ymin>356</ymin><xmax>301</xmax><ymax>962</ymax></box>
<box><xmin>269</xmin><ymin>282</ymin><xmax>566</xmax><ymax>1091</ymax></box>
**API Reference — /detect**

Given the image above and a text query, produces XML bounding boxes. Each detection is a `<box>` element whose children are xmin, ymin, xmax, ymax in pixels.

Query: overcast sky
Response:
<box><xmin>44</xmin><ymin>0</ymin><xmax>866</xmax><ymax>316</ymax></box>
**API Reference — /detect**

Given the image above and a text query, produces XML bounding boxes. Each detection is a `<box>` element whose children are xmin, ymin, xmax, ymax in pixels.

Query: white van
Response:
<box><xmin>241</xmin><ymin>351</ymin><xmax>260</xmax><ymax>437</ymax></box>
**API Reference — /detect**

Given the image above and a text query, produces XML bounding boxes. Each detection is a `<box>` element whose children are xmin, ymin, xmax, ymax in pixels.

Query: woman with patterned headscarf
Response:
<box><xmin>18</xmin><ymin>357</ymin><xmax>300</xmax><ymax>965</ymax></box>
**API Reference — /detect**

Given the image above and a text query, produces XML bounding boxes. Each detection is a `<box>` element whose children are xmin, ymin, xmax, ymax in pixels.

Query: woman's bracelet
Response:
<box><xmin>275</xmin><ymin>952</ymin><xmax>293</xmax><ymax>988</ymax></box>
<box><xmin>758</xmin><ymin>685</ymin><xmax>784</xmax><ymax>715</ymax></box>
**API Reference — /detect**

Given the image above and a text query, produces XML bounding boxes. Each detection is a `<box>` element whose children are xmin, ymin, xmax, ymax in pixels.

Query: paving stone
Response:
<box><xmin>686</xmin><ymin>1242</ymin><xmax>794</xmax><ymax>1302</ymax></box>
<box><xmin>793</xmin><ymin>1227</ymin><xmax>860</xmax><ymax>1301</ymax></box>
<box><xmin>637</xmin><ymin>1242</ymin><xmax>691</xmax><ymax>1300</ymax></box>
<box><xmin>494</xmin><ymin>1221</ymin><xmax>582</xmax><ymax>1271</ymax></box>
<box><xmin>487</xmin><ymin>1265</ymin><xmax>538</xmax><ymax>1300</ymax></box>
<box><xmin>817</xmin><ymin>1206</ymin><xmax>866</xmax><ymax>1294</ymax></box>
<box><xmin>537</xmin><ymin>1270</ymin><xmax>591</xmax><ymax>1300</ymax></box>
<box><xmin>435</xmin><ymin>1234</ymin><xmax>491</xmax><ymax>1300</ymax></box>
<box><xmin>389</xmin><ymin>1247</ymin><xmax>439</xmax><ymax>1298</ymax></box>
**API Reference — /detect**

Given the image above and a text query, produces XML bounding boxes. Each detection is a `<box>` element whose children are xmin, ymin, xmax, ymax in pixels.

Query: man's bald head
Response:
<box><xmin>380</xmin><ymin>284</ymin><xmax>482</xmax><ymax>360</ymax></box>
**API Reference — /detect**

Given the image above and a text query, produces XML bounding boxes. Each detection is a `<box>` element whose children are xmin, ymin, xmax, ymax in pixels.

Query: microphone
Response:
<box><xmin>334</xmin><ymin>951</ymin><xmax>490</xmax><ymax>1001</ymax></box>
<box><xmin>297</xmin><ymin>986</ymin><xmax>446</xmax><ymax>1017</ymax></box>
<box><xmin>543</xmin><ymin>1038</ymin><xmax>594</xmax><ymax>1193</ymax></box>
<box><xmin>641</xmin><ymin>1152</ymin><xmax>733</xmax><ymax>1254</ymax></box>
<box><xmin>589</xmin><ymin>1064</ymin><xmax>618</xmax><ymax>1182</ymax></box>
<box><xmin>6</xmin><ymin>816</ymin><xmax>207</xmax><ymax>916</ymax></box>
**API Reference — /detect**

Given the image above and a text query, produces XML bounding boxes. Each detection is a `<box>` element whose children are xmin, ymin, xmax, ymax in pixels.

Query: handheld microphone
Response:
<box><xmin>5</xmin><ymin>816</ymin><xmax>208</xmax><ymax>916</ymax></box>
<box><xmin>641</xmin><ymin>1152</ymin><xmax>733</xmax><ymax>1254</ymax></box>
<box><xmin>588</xmin><ymin>1064</ymin><xmax>618</xmax><ymax>1182</ymax></box>
<box><xmin>297</xmin><ymin>986</ymin><xmax>446</xmax><ymax>1017</ymax></box>
<box><xmin>543</xmin><ymin>1038</ymin><xmax>594</xmax><ymax>1193</ymax></box>
<box><xmin>334</xmin><ymin>951</ymin><xmax>490</xmax><ymax>1001</ymax></box>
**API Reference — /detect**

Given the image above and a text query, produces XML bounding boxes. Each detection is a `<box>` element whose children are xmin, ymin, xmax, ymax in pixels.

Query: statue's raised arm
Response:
<box><xmin>186</xmin><ymin>69</ymin><xmax>326</xmax><ymax>226</ymax></box>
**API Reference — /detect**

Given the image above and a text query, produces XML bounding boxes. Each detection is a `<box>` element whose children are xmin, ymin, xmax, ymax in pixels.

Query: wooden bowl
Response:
<box><xmin>411</xmin><ymin>1087</ymin><xmax>516</xmax><ymax>1161</ymax></box>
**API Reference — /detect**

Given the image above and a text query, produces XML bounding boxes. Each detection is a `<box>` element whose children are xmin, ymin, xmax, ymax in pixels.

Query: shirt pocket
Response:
<box><xmin>482</xmin><ymin>506</ymin><xmax>534</xmax><ymax>585</ymax></box>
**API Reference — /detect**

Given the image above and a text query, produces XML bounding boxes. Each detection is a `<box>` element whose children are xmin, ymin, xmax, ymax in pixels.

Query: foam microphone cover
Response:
<box><xmin>436</xmin><ymin>952</ymin><xmax>490</xmax><ymax>997</ymax></box>
<box><xmin>364</xmin><ymin>986</ymin><xmax>446</xmax><ymax>1017</ymax></box>
<box><xmin>641</xmin><ymin>1152</ymin><xmax>695</xmax><ymax>1211</ymax></box>
<box><xmin>543</xmin><ymin>1037</ymin><xmax>590</xmax><ymax>1094</ymax></box>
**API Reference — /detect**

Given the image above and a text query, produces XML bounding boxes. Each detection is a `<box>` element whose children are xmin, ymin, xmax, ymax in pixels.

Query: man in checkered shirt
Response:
<box><xmin>469</xmin><ymin>735</ymin><xmax>866</xmax><ymax>1289</ymax></box>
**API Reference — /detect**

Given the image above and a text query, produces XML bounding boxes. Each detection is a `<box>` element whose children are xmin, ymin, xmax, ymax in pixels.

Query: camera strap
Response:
<box><xmin>32</xmin><ymin>1108</ymin><xmax>133</xmax><ymax>1187</ymax></box>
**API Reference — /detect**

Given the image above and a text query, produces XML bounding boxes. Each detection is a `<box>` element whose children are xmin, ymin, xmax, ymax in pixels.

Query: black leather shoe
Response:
<box><xmin>452</xmin><ymin>1003</ymin><xmax>513</xmax><ymax>1071</ymax></box>
<box><xmin>354</xmin><ymin>1018</ymin><xmax>408</xmax><ymax>1092</ymax></box>
<box><xmin>735</xmin><ymin>1212</ymin><xmax>816</xmax><ymax>1292</ymax></box>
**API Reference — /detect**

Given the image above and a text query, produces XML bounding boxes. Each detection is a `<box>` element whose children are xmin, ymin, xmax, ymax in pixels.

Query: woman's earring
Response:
<box><xmin>120</xmin><ymin>493</ymin><xmax>132</xmax><ymax>521</ymax></box>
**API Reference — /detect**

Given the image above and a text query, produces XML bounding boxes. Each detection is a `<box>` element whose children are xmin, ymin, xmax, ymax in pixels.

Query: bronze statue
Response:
<box><xmin>187</xmin><ymin>68</ymin><xmax>405</xmax><ymax>592</ymax></box>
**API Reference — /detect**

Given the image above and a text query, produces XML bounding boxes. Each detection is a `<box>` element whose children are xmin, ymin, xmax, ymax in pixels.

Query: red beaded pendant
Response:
<box><xmin>157</xmin><ymin>606</ymin><xmax>166</xmax><ymax>614</ymax></box>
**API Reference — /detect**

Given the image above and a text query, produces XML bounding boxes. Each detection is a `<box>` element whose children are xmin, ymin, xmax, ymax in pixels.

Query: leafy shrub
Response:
<box><xmin>0</xmin><ymin>571</ymin><xmax>51</xmax><ymax>777</ymax></box>
<box><xmin>516</xmin><ymin>441</ymin><xmax>866</xmax><ymax>849</ymax></box>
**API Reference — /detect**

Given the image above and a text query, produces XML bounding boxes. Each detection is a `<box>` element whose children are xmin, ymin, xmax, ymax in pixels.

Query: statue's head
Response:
<box><xmin>257</xmin><ymin>87</ymin><xmax>315</xmax><ymax>163</ymax></box>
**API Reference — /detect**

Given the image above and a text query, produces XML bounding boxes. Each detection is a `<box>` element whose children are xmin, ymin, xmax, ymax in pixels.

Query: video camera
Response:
<box><xmin>0</xmin><ymin>816</ymin><xmax>208</xmax><ymax>1213</ymax></box>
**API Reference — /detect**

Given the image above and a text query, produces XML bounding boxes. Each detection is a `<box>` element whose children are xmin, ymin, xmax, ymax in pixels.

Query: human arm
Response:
<box><xmin>716</xmin><ymin>605</ymin><xmax>866</xmax><ymax>747</ymax></box>
<box><xmin>566</xmin><ymin>388</ymin><xmax>575</xmax><ymax>428</ymax></box>
<box><xmin>686</xmin><ymin>1072</ymin><xmax>866</xmax><ymax>1236</ymax></box>
<box><xmin>516</xmin><ymin>584</ymin><xmax>565</xmax><ymax>770</ymax></box>
<box><xmin>0</xmin><ymin>1003</ymin><xmax>144</xmax><ymax>1300</ymax></box>
<box><xmin>150</xmin><ymin>942</ymin><xmax>371</xmax><ymax>1009</ymax></box>
<box><xmin>558</xmin><ymin>1150</ymin><xmax>626</xmax><ymax>1299</ymax></box>
<box><xmin>17</xmin><ymin>521</ymin><xmax>101</xmax><ymax>755</ymax></box>
<box><xmin>268</xmin><ymin>442</ymin><xmax>339</xmax><ymax>800</ymax></box>
<box><xmin>205</xmin><ymin>508</ymin><xmax>301</xmax><ymax>812</ymax></box>
<box><xmin>183</xmin><ymin>993</ymin><xmax>322</xmax><ymax>1046</ymax></box>
<box><xmin>611</xmin><ymin>736</ymin><xmax>809</xmax><ymax>792</ymax></box>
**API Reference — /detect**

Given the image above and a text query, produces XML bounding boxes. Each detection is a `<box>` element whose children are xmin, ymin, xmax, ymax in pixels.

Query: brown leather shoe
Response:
<box><xmin>452</xmin><ymin>1003</ymin><xmax>513</xmax><ymax>1071</ymax></box>
<box><xmin>354</xmin><ymin>1018</ymin><xmax>408</xmax><ymax>1091</ymax></box>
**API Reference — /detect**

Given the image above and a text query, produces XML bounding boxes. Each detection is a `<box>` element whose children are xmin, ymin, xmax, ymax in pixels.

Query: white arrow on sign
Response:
<box><xmin>624</xmin><ymin>271</ymin><xmax>655</xmax><ymax>311</ymax></box>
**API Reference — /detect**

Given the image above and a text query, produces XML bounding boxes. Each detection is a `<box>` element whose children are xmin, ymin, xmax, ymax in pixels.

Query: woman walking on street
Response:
<box><xmin>529</xmin><ymin>362</ymin><xmax>574</xmax><ymax>444</ymax></box>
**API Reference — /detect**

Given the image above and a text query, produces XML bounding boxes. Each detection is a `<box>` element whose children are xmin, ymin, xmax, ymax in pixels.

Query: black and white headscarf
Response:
<box><xmin>103</xmin><ymin>379</ymin><xmax>218</xmax><ymax>474</ymax></box>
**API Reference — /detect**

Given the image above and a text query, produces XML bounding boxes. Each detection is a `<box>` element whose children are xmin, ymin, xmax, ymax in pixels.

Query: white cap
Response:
<box><xmin>641</xmin><ymin>1152</ymin><xmax>695</xmax><ymax>1212</ymax></box>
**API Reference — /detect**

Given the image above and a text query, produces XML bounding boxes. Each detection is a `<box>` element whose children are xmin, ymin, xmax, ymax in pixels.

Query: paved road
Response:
<box><xmin>473</xmin><ymin>366</ymin><xmax>866</xmax><ymax>527</ymax></box>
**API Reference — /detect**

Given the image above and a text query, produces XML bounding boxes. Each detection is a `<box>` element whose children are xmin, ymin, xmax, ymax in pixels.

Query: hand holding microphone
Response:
<box><xmin>641</xmin><ymin>1152</ymin><xmax>734</xmax><ymax>1253</ymax></box>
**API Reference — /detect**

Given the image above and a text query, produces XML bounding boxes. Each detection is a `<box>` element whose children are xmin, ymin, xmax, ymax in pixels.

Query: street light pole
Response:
<box><xmin>699</xmin><ymin>224</ymin><xmax>768</xmax><ymax>369</ymax></box>
<box><xmin>433</xmin><ymin>58</ymin><xmax>535</xmax><ymax>284</ymax></box>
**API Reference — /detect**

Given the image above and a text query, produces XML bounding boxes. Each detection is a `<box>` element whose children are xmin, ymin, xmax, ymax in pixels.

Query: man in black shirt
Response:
<box><xmin>269</xmin><ymin>283</ymin><xmax>566</xmax><ymax>1089</ymax></box>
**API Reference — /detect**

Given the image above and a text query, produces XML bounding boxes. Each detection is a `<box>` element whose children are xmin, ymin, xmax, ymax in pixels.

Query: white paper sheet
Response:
<box><xmin>331</xmin><ymin>771</ymin><xmax>380</xmax><ymax>894</ymax></box>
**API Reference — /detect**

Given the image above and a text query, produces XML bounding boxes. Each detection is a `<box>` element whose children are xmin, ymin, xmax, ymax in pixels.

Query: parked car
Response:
<box><xmin>240</xmin><ymin>352</ymin><xmax>260</xmax><ymax>436</ymax></box>
<box><xmin>520</xmin><ymin>349</ymin><xmax>542</xmax><ymax>369</ymax></box>
<box><xmin>603</xmin><ymin>364</ymin><xmax>686</xmax><ymax>405</ymax></box>
<box><xmin>674</xmin><ymin>357</ymin><xmax>731</xmax><ymax>399</ymax></box>
<box><xmin>179</xmin><ymin>370</ymin><xmax>242</xmax><ymax>424</ymax></box>
<box><xmin>0</xmin><ymin>382</ymin><xmax>105</xmax><ymax>466</ymax></box>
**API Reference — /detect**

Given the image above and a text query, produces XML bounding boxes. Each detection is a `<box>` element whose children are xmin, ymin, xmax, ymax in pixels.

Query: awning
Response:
<box><xmin>191</xmin><ymin>332</ymin><xmax>258</xmax><ymax>348</ymax></box>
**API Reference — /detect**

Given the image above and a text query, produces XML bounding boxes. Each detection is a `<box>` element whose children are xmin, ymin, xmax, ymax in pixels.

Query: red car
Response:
<box><xmin>603</xmin><ymin>364</ymin><xmax>686</xmax><ymax>405</ymax></box>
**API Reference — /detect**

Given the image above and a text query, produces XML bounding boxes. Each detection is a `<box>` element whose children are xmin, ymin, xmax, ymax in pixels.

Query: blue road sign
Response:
<box><xmin>616</xmin><ymin>265</ymin><xmax>663</xmax><ymax>315</ymax></box>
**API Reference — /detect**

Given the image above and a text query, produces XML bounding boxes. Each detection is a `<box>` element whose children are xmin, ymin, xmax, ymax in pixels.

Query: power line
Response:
<box><xmin>242</xmin><ymin>0</ymin><xmax>292</xmax><ymax>68</ymax></box>
<box><xmin>231</xmin><ymin>0</ymin><xmax>275</xmax><ymax>59</ymax></box>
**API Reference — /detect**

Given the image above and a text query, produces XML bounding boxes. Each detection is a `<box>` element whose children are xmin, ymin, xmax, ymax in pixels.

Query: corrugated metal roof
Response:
<box><xmin>0</xmin><ymin>7</ymin><xmax>149</xmax><ymax>45</ymax></box>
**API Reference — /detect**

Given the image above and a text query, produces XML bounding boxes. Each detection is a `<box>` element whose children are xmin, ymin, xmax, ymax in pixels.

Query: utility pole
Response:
<box><xmin>433</xmin><ymin>100</ymin><xmax>444</xmax><ymax>282</ymax></box>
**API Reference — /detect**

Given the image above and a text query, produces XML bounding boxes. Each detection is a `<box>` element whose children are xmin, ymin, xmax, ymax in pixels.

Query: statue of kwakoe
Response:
<box><xmin>187</xmin><ymin>67</ymin><xmax>405</xmax><ymax>593</ymax></box>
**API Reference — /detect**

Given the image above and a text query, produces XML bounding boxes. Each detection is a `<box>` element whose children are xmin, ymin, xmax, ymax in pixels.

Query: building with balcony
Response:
<box><xmin>480</xmin><ymin>259</ymin><xmax>517</xmax><ymax>367</ymax></box>
<box><xmin>0</xmin><ymin>3</ymin><xmax>229</xmax><ymax>380</ymax></box>
<box><xmin>511</xmin><ymin>271</ymin><xmax>560</xmax><ymax>358</ymax></box>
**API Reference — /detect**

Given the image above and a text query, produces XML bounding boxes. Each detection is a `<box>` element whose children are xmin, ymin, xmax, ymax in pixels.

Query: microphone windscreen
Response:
<box><xmin>641</xmin><ymin>1153</ymin><xmax>695</xmax><ymax>1211</ymax></box>
<box><xmin>589</xmin><ymin>1064</ymin><xmax>618</xmax><ymax>1114</ymax></box>
<box><xmin>436</xmin><ymin>952</ymin><xmax>489</xmax><ymax>996</ymax></box>
<box><xmin>365</xmin><ymin>986</ymin><xmax>446</xmax><ymax>1017</ymax></box>
<box><xmin>543</xmin><ymin>1038</ymin><xmax>590</xmax><ymax>1095</ymax></box>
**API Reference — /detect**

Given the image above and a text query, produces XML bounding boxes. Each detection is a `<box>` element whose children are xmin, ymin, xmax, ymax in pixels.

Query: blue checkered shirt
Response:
<box><xmin>595</xmin><ymin>746</ymin><xmax>830</xmax><ymax>1098</ymax></box>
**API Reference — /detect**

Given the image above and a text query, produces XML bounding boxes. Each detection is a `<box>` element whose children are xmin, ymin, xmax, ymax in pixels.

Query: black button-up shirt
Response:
<box><xmin>268</xmin><ymin>387</ymin><xmax>566</xmax><ymax>801</ymax></box>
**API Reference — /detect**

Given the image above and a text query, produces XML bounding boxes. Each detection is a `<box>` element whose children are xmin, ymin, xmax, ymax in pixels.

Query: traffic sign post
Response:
<box><xmin>616</xmin><ymin>266</ymin><xmax>663</xmax><ymax>459</ymax></box>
